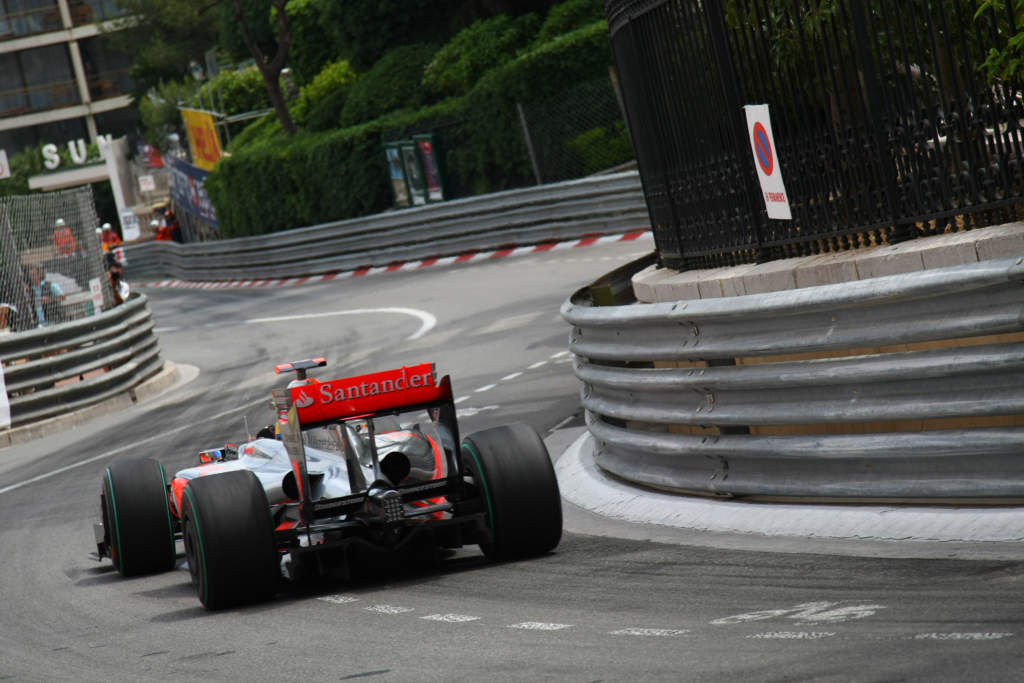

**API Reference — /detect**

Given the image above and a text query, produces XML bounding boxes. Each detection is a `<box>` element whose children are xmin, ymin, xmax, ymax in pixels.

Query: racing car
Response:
<box><xmin>94</xmin><ymin>359</ymin><xmax>562</xmax><ymax>609</ymax></box>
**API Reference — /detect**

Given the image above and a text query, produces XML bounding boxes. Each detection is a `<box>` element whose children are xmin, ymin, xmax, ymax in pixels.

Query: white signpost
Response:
<box><xmin>119</xmin><ymin>210</ymin><xmax>140</xmax><ymax>242</ymax></box>
<box><xmin>743</xmin><ymin>104</ymin><xmax>792</xmax><ymax>220</ymax></box>
<box><xmin>0</xmin><ymin>149</ymin><xmax>10</xmax><ymax>180</ymax></box>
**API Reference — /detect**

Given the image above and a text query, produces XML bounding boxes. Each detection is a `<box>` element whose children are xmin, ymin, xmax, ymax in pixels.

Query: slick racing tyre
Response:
<box><xmin>460</xmin><ymin>423</ymin><xmax>562</xmax><ymax>560</ymax></box>
<box><xmin>181</xmin><ymin>470</ymin><xmax>278</xmax><ymax>610</ymax></box>
<box><xmin>101</xmin><ymin>458</ymin><xmax>176</xmax><ymax>577</ymax></box>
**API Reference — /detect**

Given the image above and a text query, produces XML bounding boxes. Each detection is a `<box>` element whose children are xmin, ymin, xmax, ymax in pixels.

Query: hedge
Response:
<box><xmin>205</xmin><ymin>20</ymin><xmax>613</xmax><ymax>238</ymax></box>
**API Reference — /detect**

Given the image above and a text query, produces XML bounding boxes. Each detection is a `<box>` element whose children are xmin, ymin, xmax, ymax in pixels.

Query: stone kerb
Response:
<box><xmin>633</xmin><ymin>222</ymin><xmax>1024</xmax><ymax>303</ymax></box>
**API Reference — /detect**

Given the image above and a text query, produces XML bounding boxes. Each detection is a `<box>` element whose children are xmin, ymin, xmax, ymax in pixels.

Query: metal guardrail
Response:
<box><xmin>562</xmin><ymin>257</ymin><xmax>1024</xmax><ymax>501</ymax></box>
<box><xmin>122</xmin><ymin>172</ymin><xmax>649</xmax><ymax>281</ymax></box>
<box><xmin>1</xmin><ymin>294</ymin><xmax>163</xmax><ymax>427</ymax></box>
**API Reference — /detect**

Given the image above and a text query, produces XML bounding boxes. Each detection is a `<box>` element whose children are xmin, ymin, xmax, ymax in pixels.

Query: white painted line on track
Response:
<box><xmin>748</xmin><ymin>632</ymin><xmax>836</xmax><ymax>640</ymax></box>
<box><xmin>527</xmin><ymin>361</ymin><xmax>547</xmax><ymax>369</ymax></box>
<box><xmin>453</xmin><ymin>396</ymin><xmax>470</xmax><ymax>404</ymax></box>
<box><xmin>500</xmin><ymin>372</ymin><xmax>522</xmax><ymax>381</ymax></box>
<box><xmin>550</xmin><ymin>351</ymin><xmax>570</xmax><ymax>359</ymax></box>
<box><xmin>421</xmin><ymin>614</ymin><xmax>480</xmax><ymax>623</ymax></box>
<box><xmin>319</xmin><ymin>595</ymin><xmax>360</xmax><ymax>605</ymax></box>
<box><xmin>609</xmin><ymin>627</ymin><xmax>689</xmax><ymax>637</ymax></box>
<box><xmin>0</xmin><ymin>398</ymin><xmax>264</xmax><ymax>496</ymax></box>
<box><xmin>913</xmin><ymin>632</ymin><xmax>1013</xmax><ymax>641</ymax></box>
<box><xmin>507</xmin><ymin>622</ymin><xmax>572</xmax><ymax>631</ymax></box>
<box><xmin>366</xmin><ymin>604</ymin><xmax>414</xmax><ymax>615</ymax></box>
<box><xmin>245</xmin><ymin>307</ymin><xmax>436</xmax><ymax>341</ymax></box>
<box><xmin>474</xmin><ymin>384</ymin><xmax>496</xmax><ymax>392</ymax></box>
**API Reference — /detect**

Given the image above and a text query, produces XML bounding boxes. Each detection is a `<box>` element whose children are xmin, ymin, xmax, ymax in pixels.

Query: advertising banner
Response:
<box><xmin>168</xmin><ymin>156</ymin><xmax>219</xmax><ymax>227</ymax></box>
<box><xmin>180</xmin><ymin>108</ymin><xmax>222</xmax><ymax>171</ymax></box>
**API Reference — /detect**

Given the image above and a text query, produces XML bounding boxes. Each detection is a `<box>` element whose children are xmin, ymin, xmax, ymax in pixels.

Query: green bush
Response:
<box><xmin>206</xmin><ymin>17</ymin><xmax>613</xmax><ymax>237</ymax></box>
<box><xmin>533</xmin><ymin>0</ymin><xmax>605</xmax><ymax>46</ymax></box>
<box><xmin>422</xmin><ymin>14</ymin><xmax>539</xmax><ymax>98</ymax></box>
<box><xmin>199</xmin><ymin>66</ymin><xmax>270</xmax><ymax>116</ymax></box>
<box><xmin>292</xmin><ymin>59</ymin><xmax>357</xmax><ymax>131</ymax></box>
<box><xmin>338</xmin><ymin>43</ymin><xmax>440</xmax><ymax>128</ymax></box>
<box><xmin>282</xmin><ymin>0</ymin><xmax>338</xmax><ymax>85</ymax></box>
<box><xmin>568</xmin><ymin>121</ymin><xmax>632</xmax><ymax>175</ymax></box>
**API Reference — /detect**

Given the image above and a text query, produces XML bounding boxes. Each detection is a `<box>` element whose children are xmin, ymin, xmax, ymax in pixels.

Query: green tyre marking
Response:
<box><xmin>461</xmin><ymin>442</ymin><xmax>495</xmax><ymax>545</ymax></box>
<box><xmin>104</xmin><ymin>469</ymin><xmax>123</xmax><ymax>571</ymax></box>
<box><xmin>157</xmin><ymin>462</ymin><xmax>175</xmax><ymax>564</ymax></box>
<box><xmin>182</xmin><ymin>487</ymin><xmax>209</xmax><ymax>606</ymax></box>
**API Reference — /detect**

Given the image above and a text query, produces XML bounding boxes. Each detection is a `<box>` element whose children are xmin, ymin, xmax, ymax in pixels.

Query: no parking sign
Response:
<box><xmin>743</xmin><ymin>104</ymin><xmax>792</xmax><ymax>220</ymax></box>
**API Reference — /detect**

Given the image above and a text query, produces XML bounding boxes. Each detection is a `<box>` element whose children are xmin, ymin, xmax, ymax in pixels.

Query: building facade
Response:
<box><xmin>0</xmin><ymin>0</ymin><xmax>136</xmax><ymax>158</ymax></box>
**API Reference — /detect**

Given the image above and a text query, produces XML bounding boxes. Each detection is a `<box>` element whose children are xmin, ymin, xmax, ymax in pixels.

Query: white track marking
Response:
<box><xmin>711</xmin><ymin>602</ymin><xmax>885</xmax><ymax>626</ymax></box>
<box><xmin>453</xmin><ymin>396</ymin><xmax>470</xmax><ymax>404</ymax></box>
<box><xmin>507</xmin><ymin>622</ymin><xmax>572</xmax><ymax>631</ymax></box>
<box><xmin>421</xmin><ymin>614</ymin><xmax>480</xmax><ymax>623</ymax></box>
<box><xmin>500</xmin><ymin>372</ymin><xmax>522</xmax><ymax>381</ymax></box>
<box><xmin>527</xmin><ymin>361</ymin><xmax>548</xmax><ymax>370</ymax></box>
<box><xmin>610</xmin><ymin>628</ymin><xmax>689</xmax><ymax>637</ymax></box>
<box><xmin>0</xmin><ymin>399</ymin><xmax>264</xmax><ymax>496</ymax></box>
<box><xmin>318</xmin><ymin>595</ymin><xmax>360</xmax><ymax>605</ymax></box>
<box><xmin>474</xmin><ymin>384</ymin><xmax>496</xmax><ymax>392</ymax></box>
<box><xmin>748</xmin><ymin>632</ymin><xmax>836</xmax><ymax>640</ymax></box>
<box><xmin>245</xmin><ymin>307</ymin><xmax>436</xmax><ymax>341</ymax></box>
<box><xmin>913</xmin><ymin>632</ymin><xmax>1013</xmax><ymax>641</ymax></box>
<box><xmin>549</xmin><ymin>351</ymin><xmax>570</xmax><ymax>359</ymax></box>
<box><xmin>365</xmin><ymin>604</ymin><xmax>414</xmax><ymax>615</ymax></box>
<box><xmin>456</xmin><ymin>405</ymin><xmax>500</xmax><ymax>417</ymax></box>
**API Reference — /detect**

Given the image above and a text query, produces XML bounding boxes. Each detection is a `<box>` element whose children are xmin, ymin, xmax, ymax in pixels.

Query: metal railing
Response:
<box><xmin>562</xmin><ymin>256</ymin><xmax>1024</xmax><ymax>501</ymax></box>
<box><xmin>123</xmin><ymin>171</ymin><xmax>650</xmax><ymax>281</ymax></box>
<box><xmin>1</xmin><ymin>294</ymin><xmax>163</xmax><ymax>428</ymax></box>
<box><xmin>607</xmin><ymin>0</ymin><xmax>1024</xmax><ymax>269</ymax></box>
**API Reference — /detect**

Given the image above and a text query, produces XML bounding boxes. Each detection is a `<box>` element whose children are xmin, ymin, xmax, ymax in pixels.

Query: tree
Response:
<box><xmin>100</xmin><ymin>0</ymin><xmax>219</xmax><ymax>94</ymax></box>
<box><xmin>226</xmin><ymin>0</ymin><xmax>297</xmax><ymax>134</ymax></box>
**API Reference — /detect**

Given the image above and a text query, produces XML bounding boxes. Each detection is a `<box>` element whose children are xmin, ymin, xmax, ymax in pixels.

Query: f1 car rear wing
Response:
<box><xmin>273</xmin><ymin>361</ymin><xmax>460</xmax><ymax>524</ymax></box>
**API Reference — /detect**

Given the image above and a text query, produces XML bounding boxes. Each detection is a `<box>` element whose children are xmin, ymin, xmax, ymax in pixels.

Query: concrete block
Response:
<box><xmin>912</xmin><ymin>231</ymin><xmax>979</xmax><ymax>269</ymax></box>
<box><xmin>854</xmin><ymin>242</ymin><xmax>925</xmax><ymax>280</ymax></box>
<box><xmin>658</xmin><ymin>269</ymin><xmax>708</xmax><ymax>302</ymax></box>
<box><xmin>974</xmin><ymin>222</ymin><xmax>1024</xmax><ymax>261</ymax></box>
<box><xmin>737</xmin><ymin>256</ymin><xmax>812</xmax><ymax>294</ymax></box>
<box><xmin>718</xmin><ymin>263</ymin><xmax>759</xmax><ymax>297</ymax></box>
<box><xmin>632</xmin><ymin>265</ymin><xmax>679</xmax><ymax>303</ymax></box>
<box><xmin>794</xmin><ymin>252</ymin><xmax>861</xmax><ymax>288</ymax></box>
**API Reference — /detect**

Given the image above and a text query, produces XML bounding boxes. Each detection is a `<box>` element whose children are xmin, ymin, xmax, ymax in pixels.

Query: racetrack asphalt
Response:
<box><xmin>10</xmin><ymin>361</ymin><xmax>1024</xmax><ymax>561</ymax></box>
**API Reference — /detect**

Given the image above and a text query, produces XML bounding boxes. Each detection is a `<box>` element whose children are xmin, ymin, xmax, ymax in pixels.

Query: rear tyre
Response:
<box><xmin>181</xmin><ymin>470</ymin><xmax>279</xmax><ymax>610</ymax></box>
<box><xmin>101</xmin><ymin>458</ymin><xmax>176</xmax><ymax>577</ymax></box>
<box><xmin>460</xmin><ymin>423</ymin><xmax>562</xmax><ymax>560</ymax></box>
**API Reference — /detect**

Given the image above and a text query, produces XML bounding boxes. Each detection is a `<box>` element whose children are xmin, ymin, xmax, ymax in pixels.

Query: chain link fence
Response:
<box><xmin>0</xmin><ymin>187</ymin><xmax>115</xmax><ymax>333</ymax></box>
<box><xmin>519</xmin><ymin>75</ymin><xmax>634</xmax><ymax>184</ymax></box>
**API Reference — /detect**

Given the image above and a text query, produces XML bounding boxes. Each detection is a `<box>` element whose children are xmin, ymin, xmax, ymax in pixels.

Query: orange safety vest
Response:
<box><xmin>53</xmin><ymin>227</ymin><xmax>76</xmax><ymax>256</ymax></box>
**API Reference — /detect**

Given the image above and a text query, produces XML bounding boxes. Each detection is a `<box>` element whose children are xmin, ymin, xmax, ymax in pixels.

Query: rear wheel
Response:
<box><xmin>101</xmin><ymin>458</ymin><xmax>176</xmax><ymax>577</ymax></box>
<box><xmin>180</xmin><ymin>470</ymin><xmax>279</xmax><ymax>610</ymax></box>
<box><xmin>460</xmin><ymin>423</ymin><xmax>562</xmax><ymax>560</ymax></box>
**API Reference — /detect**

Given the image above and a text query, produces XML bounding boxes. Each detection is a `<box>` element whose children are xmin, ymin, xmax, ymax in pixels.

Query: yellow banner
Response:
<box><xmin>180</xmin><ymin>108</ymin><xmax>222</xmax><ymax>171</ymax></box>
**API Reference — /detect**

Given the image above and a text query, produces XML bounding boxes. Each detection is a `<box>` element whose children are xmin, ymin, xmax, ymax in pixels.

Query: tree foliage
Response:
<box><xmin>422</xmin><ymin>13</ymin><xmax>540</xmax><ymax>98</ymax></box>
<box><xmin>314</xmin><ymin>0</ymin><xmax>558</xmax><ymax>69</ymax></box>
<box><xmin>100</xmin><ymin>0</ymin><xmax>218</xmax><ymax>93</ymax></box>
<box><xmin>976</xmin><ymin>0</ymin><xmax>1024</xmax><ymax>83</ymax></box>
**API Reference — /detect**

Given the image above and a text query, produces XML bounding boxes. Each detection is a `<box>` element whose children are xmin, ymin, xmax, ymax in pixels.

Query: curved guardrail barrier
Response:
<box><xmin>1</xmin><ymin>294</ymin><xmax>163</xmax><ymax>428</ymax></box>
<box><xmin>124</xmin><ymin>171</ymin><xmax>649</xmax><ymax>281</ymax></box>
<box><xmin>562</xmin><ymin>256</ymin><xmax>1024</xmax><ymax>501</ymax></box>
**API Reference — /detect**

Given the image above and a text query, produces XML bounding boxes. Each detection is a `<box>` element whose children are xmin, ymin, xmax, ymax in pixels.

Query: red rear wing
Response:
<box><xmin>287</xmin><ymin>362</ymin><xmax>450</xmax><ymax>425</ymax></box>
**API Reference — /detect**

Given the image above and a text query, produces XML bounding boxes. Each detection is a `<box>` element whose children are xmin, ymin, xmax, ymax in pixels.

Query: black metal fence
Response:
<box><xmin>607</xmin><ymin>0</ymin><xmax>1024</xmax><ymax>269</ymax></box>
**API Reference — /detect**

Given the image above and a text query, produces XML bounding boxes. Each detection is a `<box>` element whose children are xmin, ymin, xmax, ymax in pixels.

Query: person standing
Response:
<box><xmin>99</xmin><ymin>222</ymin><xmax>122</xmax><ymax>252</ymax></box>
<box><xmin>25</xmin><ymin>264</ymin><xmax>64</xmax><ymax>327</ymax></box>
